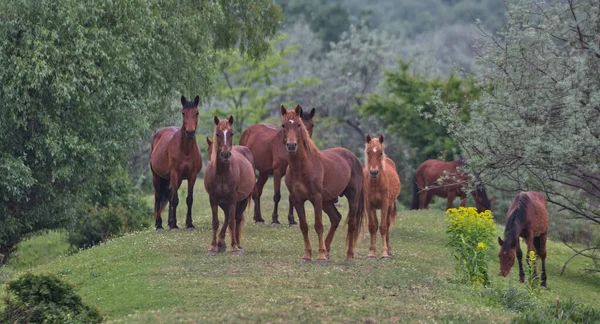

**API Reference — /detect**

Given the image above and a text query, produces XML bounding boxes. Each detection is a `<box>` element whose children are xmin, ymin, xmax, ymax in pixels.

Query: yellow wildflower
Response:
<box><xmin>477</xmin><ymin>242</ymin><xmax>486</xmax><ymax>251</ymax></box>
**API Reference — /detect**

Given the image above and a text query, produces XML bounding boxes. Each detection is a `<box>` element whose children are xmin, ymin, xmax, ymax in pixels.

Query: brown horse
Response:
<box><xmin>281</xmin><ymin>105</ymin><xmax>365</xmax><ymax>263</ymax></box>
<box><xmin>498</xmin><ymin>191</ymin><xmax>549</xmax><ymax>287</ymax></box>
<box><xmin>410</xmin><ymin>159</ymin><xmax>492</xmax><ymax>213</ymax></box>
<box><xmin>149</xmin><ymin>95</ymin><xmax>203</xmax><ymax>231</ymax></box>
<box><xmin>239</xmin><ymin>106</ymin><xmax>316</xmax><ymax>226</ymax></box>
<box><xmin>206</xmin><ymin>137</ymin><xmax>253</xmax><ymax>163</ymax></box>
<box><xmin>363</xmin><ymin>135</ymin><xmax>401</xmax><ymax>260</ymax></box>
<box><xmin>204</xmin><ymin>116</ymin><xmax>255</xmax><ymax>255</ymax></box>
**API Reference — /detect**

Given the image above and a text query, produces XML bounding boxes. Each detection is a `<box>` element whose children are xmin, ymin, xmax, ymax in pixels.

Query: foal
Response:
<box><xmin>204</xmin><ymin>116</ymin><xmax>255</xmax><ymax>255</ymax></box>
<box><xmin>363</xmin><ymin>135</ymin><xmax>401</xmax><ymax>260</ymax></box>
<box><xmin>498</xmin><ymin>191</ymin><xmax>549</xmax><ymax>287</ymax></box>
<box><xmin>149</xmin><ymin>95</ymin><xmax>202</xmax><ymax>231</ymax></box>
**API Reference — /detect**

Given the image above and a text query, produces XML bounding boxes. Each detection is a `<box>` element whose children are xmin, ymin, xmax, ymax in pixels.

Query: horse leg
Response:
<box><xmin>516</xmin><ymin>242</ymin><xmax>525</xmax><ymax>283</ymax></box>
<box><xmin>271</xmin><ymin>169</ymin><xmax>283</xmax><ymax>225</ymax></box>
<box><xmin>418</xmin><ymin>190</ymin><xmax>428</xmax><ymax>209</ymax></box>
<box><xmin>235</xmin><ymin>197</ymin><xmax>249</xmax><ymax>252</ymax></box>
<box><xmin>294</xmin><ymin>200</ymin><xmax>312</xmax><ymax>262</ymax></box>
<box><xmin>322</xmin><ymin>200</ymin><xmax>342</xmax><ymax>259</ymax></box>
<box><xmin>345</xmin><ymin>188</ymin><xmax>361</xmax><ymax>261</ymax></box>
<box><xmin>458</xmin><ymin>192</ymin><xmax>467</xmax><ymax>208</ymax></box>
<box><xmin>446</xmin><ymin>191</ymin><xmax>456</xmax><ymax>211</ymax></box>
<box><xmin>253</xmin><ymin>172</ymin><xmax>268</xmax><ymax>224</ymax></box>
<box><xmin>217</xmin><ymin>203</ymin><xmax>229</xmax><ymax>253</ymax></box>
<box><xmin>386</xmin><ymin>203</ymin><xmax>395</xmax><ymax>256</ymax></box>
<box><xmin>380</xmin><ymin>198</ymin><xmax>391</xmax><ymax>259</ymax></box>
<box><xmin>168</xmin><ymin>175</ymin><xmax>182</xmax><ymax>231</ymax></box>
<box><xmin>185</xmin><ymin>176</ymin><xmax>196</xmax><ymax>230</ymax></box>
<box><xmin>152</xmin><ymin>175</ymin><xmax>168</xmax><ymax>231</ymax></box>
<box><xmin>311</xmin><ymin>194</ymin><xmax>328</xmax><ymax>264</ymax></box>
<box><xmin>228</xmin><ymin>204</ymin><xmax>241</xmax><ymax>255</ymax></box>
<box><xmin>287</xmin><ymin>196</ymin><xmax>297</xmax><ymax>226</ymax></box>
<box><xmin>536</xmin><ymin>233</ymin><xmax>548</xmax><ymax>288</ymax></box>
<box><xmin>366</xmin><ymin>204</ymin><xmax>378</xmax><ymax>260</ymax></box>
<box><xmin>207</xmin><ymin>196</ymin><xmax>220</xmax><ymax>255</ymax></box>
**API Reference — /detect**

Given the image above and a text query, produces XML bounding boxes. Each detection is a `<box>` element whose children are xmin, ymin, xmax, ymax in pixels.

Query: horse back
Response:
<box><xmin>239</xmin><ymin>124</ymin><xmax>280</xmax><ymax>172</ymax></box>
<box><xmin>415</xmin><ymin>159</ymin><xmax>464</xmax><ymax>194</ymax></box>
<box><xmin>524</xmin><ymin>191</ymin><xmax>549</xmax><ymax>236</ymax></box>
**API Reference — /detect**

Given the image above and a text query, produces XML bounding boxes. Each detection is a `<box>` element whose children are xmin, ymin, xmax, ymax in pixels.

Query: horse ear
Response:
<box><xmin>366</xmin><ymin>134</ymin><xmax>372</xmax><ymax>143</ymax></box>
<box><xmin>280</xmin><ymin>105</ymin><xmax>287</xmax><ymax>116</ymax></box>
<box><xmin>213</xmin><ymin>116</ymin><xmax>219</xmax><ymax>125</ymax></box>
<box><xmin>181</xmin><ymin>95</ymin><xmax>187</xmax><ymax>106</ymax></box>
<box><xmin>379</xmin><ymin>135</ymin><xmax>384</xmax><ymax>143</ymax></box>
<box><xmin>294</xmin><ymin>104</ymin><xmax>302</xmax><ymax>115</ymax></box>
<box><xmin>193</xmin><ymin>95</ymin><xmax>199</xmax><ymax>107</ymax></box>
<box><xmin>228</xmin><ymin>115</ymin><xmax>234</xmax><ymax>125</ymax></box>
<box><xmin>497</xmin><ymin>237</ymin><xmax>504</xmax><ymax>246</ymax></box>
<box><xmin>310</xmin><ymin>108</ymin><xmax>316</xmax><ymax>118</ymax></box>
<box><xmin>206</xmin><ymin>137</ymin><xmax>212</xmax><ymax>146</ymax></box>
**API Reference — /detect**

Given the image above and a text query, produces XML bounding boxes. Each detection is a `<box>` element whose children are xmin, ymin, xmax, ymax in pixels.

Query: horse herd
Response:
<box><xmin>149</xmin><ymin>95</ymin><xmax>549</xmax><ymax>286</ymax></box>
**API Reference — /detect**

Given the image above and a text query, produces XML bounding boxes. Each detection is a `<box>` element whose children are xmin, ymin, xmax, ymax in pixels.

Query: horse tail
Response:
<box><xmin>347</xmin><ymin>183</ymin><xmax>367</xmax><ymax>254</ymax></box>
<box><xmin>410</xmin><ymin>177</ymin><xmax>419</xmax><ymax>210</ymax></box>
<box><xmin>156</xmin><ymin>178</ymin><xmax>170</xmax><ymax>217</ymax></box>
<box><xmin>389</xmin><ymin>200</ymin><xmax>398</xmax><ymax>227</ymax></box>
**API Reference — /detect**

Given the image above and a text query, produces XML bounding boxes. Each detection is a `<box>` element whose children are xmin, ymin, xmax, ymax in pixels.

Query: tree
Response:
<box><xmin>0</xmin><ymin>0</ymin><xmax>281</xmax><ymax>257</ymax></box>
<box><xmin>361</xmin><ymin>60</ymin><xmax>480</xmax><ymax>165</ymax></box>
<box><xmin>432</xmin><ymin>0</ymin><xmax>599</xmax><ymax>270</ymax></box>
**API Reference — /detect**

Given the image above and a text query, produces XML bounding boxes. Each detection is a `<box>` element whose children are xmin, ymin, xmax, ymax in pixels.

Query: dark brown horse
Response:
<box><xmin>281</xmin><ymin>105</ymin><xmax>365</xmax><ymax>263</ymax></box>
<box><xmin>498</xmin><ymin>191</ymin><xmax>549</xmax><ymax>287</ymax></box>
<box><xmin>239</xmin><ymin>106</ymin><xmax>316</xmax><ymax>226</ymax></box>
<box><xmin>204</xmin><ymin>116</ymin><xmax>255</xmax><ymax>255</ymax></box>
<box><xmin>363</xmin><ymin>135</ymin><xmax>401</xmax><ymax>260</ymax></box>
<box><xmin>149</xmin><ymin>95</ymin><xmax>203</xmax><ymax>231</ymax></box>
<box><xmin>410</xmin><ymin>159</ymin><xmax>492</xmax><ymax>213</ymax></box>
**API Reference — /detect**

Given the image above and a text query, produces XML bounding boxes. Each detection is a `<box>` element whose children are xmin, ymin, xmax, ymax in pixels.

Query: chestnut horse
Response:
<box><xmin>281</xmin><ymin>105</ymin><xmax>365</xmax><ymax>263</ymax></box>
<box><xmin>239</xmin><ymin>106</ymin><xmax>316</xmax><ymax>226</ymax></box>
<box><xmin>149</xmin><ymin>95</ymin><xmax>202</xmax><ymax>231</ymax></box>
<box><xmin>363</xmin><ymin>135</ymin><xmax>401</xmax><ymax>260</ymax></box>
<box><xmin>410</xmin><ymin>159</ymin><xmax>492</xmax><ymax>213</ymax></box>
<box><xmin>498</xmin><ymin>191</ymin><xmax>549</xmax><ymax>287</ymax></box>
<box><xmin>204</xmin><ymin>116</ymin><xmax>255</xmax><ymax>255</ymax></box>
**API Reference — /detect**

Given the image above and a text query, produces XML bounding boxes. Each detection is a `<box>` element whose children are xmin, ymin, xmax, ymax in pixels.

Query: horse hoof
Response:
<box><xmin>155</xmin><ymin>228</ymin><xmax>164</xmax><ymax>232</ymax></box>
<box><xmin>299</xmin><ymin>259</ymin><xmax>311</xmax><ymax>264</ymax></box>
<box><xmin>231</xmin><ymin>250</ymin><xmax>243</xmax><ymax>256</ymax></box>
<box><xmin>207</xmin><ymin>250</ymin><xmax>217</xmax><ymax>256</ymax></box>
<box><xmin>270</xmin><ymin>222</ymin><xmax>281</xmax><ymax>227</ymax></box>
<box><xmin>316</xmin><ymin>259</ymin><xmax>328</xmax><ymax>265</ymax></box>
<box><xmin>255</xmin><ymin>221</ymin><xmax>265</xmax><ymax>225</ymax></box>
<box><xmin>381</xmin><ymin>256</ymin><xmax>391</xmax><ymax>262</ymax></box>
<box><xmin>186</xmin><ymin>226</ymin><xmax>196</xmax><ymax>231</ymax></box>
<box><xmin>367</xmin><ymin>256</ymin><xmax>377</xmax><ymax>261</ymax></box>
<box><xmin>289</xmin><ymin>223</ymin><xmax>299</xmax><ymax>228</ymax></box>
<box><xmin>170</xmin><ymin>227</ymin><xmax>180</xmax><ymax>232</ymax></box>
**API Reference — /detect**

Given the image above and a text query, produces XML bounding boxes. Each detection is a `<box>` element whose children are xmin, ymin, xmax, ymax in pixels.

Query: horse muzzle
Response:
<box><xmin>286</xmin><ymin>142</ymin><xmax>298</xmax><ymax>153</ymax></box>
<box><xmin>185</xmin><ymin>130</ymin><xmax>196</xmax><ymax>139</ymax></box>
<box><xmin>220</xmin><ymin>151</ymin><xmax>232</xmax><ymax>162</ymax></box>
<box><xmin>369</xmin><ymin>169</ymin><xmax>380</xmax><ymax>178</ymax></box>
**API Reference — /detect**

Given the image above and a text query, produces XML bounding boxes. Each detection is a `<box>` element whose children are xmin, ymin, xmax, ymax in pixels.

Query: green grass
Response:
<box><xmin>1</xmin><ymin>179</ymin><xmax>599</xmax><ymax>323</ymax></box>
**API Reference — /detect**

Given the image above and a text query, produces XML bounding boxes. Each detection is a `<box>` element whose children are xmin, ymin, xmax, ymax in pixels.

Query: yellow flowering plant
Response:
<box><xmin>446</xmin><ymin>207</ymin><xmax>495</xmax><ymax>286</ymax></box>
<box><xmin>525</xmin><ymin>251</ymin><xmax>541</xmax><ymax>295</ymax></box>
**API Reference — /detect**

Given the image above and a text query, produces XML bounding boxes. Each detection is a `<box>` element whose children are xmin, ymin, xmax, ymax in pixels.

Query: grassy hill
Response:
<box><xmin>1</xmin><ymin>179</ymin><xmax>599</xmax><ymax>323</ymax></box>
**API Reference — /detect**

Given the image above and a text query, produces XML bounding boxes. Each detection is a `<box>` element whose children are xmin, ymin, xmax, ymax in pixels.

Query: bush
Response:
<box><xmin>446</xmin><ymin>207</ymin><xmax>495</xmax><ymax>286</ymax></box>
<box><xmin>67</xmin><ymin>168</ymin><xmax>151</xmax><ymax>249</ymax></box>
<box><xmin>0</xmin><ymin>273</ymin><xmax>102</xmax><ymax>323</ymax></box>
<box><xmin>514</xmin><ymin>298</ymin><xmax>600</xmax><ymax>324</ymax></box>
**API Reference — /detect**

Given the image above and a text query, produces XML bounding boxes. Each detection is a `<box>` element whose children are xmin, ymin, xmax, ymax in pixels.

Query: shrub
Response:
<box><xmin>514</xmin><ymin>298</ymin><xmax>600</xmax><ymax>324</ymax></box>
<box><xmin>446</xmin><ymin>207</ymin><xmax>495</xmax><ymax>286</ymax></box>
<box><xmin>0</xmin><ymin>273</ymin><xmax>102</xmax><ymax>323</ymax></box>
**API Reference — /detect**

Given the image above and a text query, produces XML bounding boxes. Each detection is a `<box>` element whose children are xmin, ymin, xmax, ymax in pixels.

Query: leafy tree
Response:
<box><xmin>0</xmin><ymin>0</ymin><xmax>281</xmax><ymax>257</ymax></box>
<box><xmin>361</xmin><ymin>60</ymin><xmax>480</xmax><ymax>164</ymax></box>
<box><xmin>204</xmin><ymin>34</ymin><xmax>319</xmax><ymax>139</ymax></box>
<box><xmin>432</xmin><ymin>0</ymin><xmax>600</xmax><ymax>270</ymax></box>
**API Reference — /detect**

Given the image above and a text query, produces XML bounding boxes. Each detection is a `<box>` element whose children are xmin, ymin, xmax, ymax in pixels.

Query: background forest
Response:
<box><xmin>1</xmin><ymin>0</ymin><xmax>598</xmax><ymax>275</ymax></box>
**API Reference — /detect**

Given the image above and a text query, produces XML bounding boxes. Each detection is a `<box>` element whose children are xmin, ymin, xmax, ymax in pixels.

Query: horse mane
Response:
<box><xmin>503</xmin><ymin>193</ymin><xmax>530</xmax><ymax>249</ymax></box>
<box><xmin>283</xmin><ymin>111</ymin><xmax>319</xmax><ymax>156</ymax></box>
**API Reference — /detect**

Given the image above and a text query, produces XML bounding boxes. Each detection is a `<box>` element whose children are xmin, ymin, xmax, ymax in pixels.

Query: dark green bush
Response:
<box><xmin>0</xmin><ymin>273</ymin><xmax>102</xmax><ymax>323</ymax></box>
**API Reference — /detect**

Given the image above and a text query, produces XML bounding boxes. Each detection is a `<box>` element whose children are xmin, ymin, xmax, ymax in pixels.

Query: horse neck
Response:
<box><xmin>504</xmin><ymin>217</ymin><xmax>523</xmax><ymax>248</ymax></box>
<box><xmin>179</xmin><ymin>128</ymin><xmax>195</xmax><ymax>155</ymax></box>
<box><xmin>288</xmin><ymin>141</ymin><xmax>318</xmax><ymax>174</ymax></box>
<box><xmin>215</xmin><ymin>156</ymin><xmax>232</xmax><ymax>176</ymax></box>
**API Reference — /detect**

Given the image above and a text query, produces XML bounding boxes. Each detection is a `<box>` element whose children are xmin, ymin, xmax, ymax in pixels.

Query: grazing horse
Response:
<box><xmin>410</xmin><ymin>159</ymin><xmax>492</xmax><ymax>213</ymax></box>
<box><xmin>204</xmin><ymin>116</ymin><xmax>255</xmax><ymax>255</ymax></box>
<box><xmin>149</xmin><ymin>95</ymin><xmax>202</xmax><ymax>231</ymax></box>
<box><xmin>281</xmin><ymin>105</ymin><xmax>365</xmax><ymax>263</ymax></box>
<box><xmin>363</xmin><ymin>135</ymin><xmax>401</xmax><ymax>260</ymax></box>
<box><xmin>498</xmin><ymin>191</ymin><xmax>549</xmax><ymax>287</ymax></box>
<box><xmin>239</xmin><ymin>107</ymin><xmax>316</xmax><ymax>226</ymax></box>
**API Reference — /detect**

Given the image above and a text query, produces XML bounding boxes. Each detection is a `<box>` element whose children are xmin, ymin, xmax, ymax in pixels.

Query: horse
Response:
<box><xmin>498</xmin><ymin>191</ymin><xmax>549</xmax><ymax>287</ymax></box>
<box><xmin>239</xmin><ymin>106</ymin><xmax>316</xmax><ymax>226</ymax></box>
<box><xmin>363</xmin><ymin>135</ymin><xmax>401</xmax><ymax>260</ymax></box>
<box><xmin>410</xmin><ymin>159</ymin><xmax>492</xmax><ymax>213</ymax></box>
<box><xmin>281</xmin><ymin>104</ymin><xmax>365</xmax><ymax>263</ymax></box>
<box><xmin>203</xmin><ymin>115</ymin><xmax>255</xmax><ymax>255</ymax></box>
<box><xmin>206</xmin><ymin>137</ymin><xmax>253</xmax><ymax>163</ymax></box>
<box><xmin>149</xmin><ymin>95</ymin><xmax>203</xmax><ymax>231</ymax></box>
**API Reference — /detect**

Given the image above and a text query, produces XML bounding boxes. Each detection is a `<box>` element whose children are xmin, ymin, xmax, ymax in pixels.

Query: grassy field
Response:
<box><xmin>1</xmin><ymin>179</ymin><xmax>599</xmax><ymax>323</ymax></box>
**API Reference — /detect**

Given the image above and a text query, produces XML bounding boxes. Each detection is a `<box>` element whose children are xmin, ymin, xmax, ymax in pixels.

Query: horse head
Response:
<box><xmin>299</xmin><ymin>107</ymin><xmax>316</xmax><ymax>138</ymax></box>
<box><xmin>471</xmin><ymin>177</ymin><xmax>492</xmax><ymax>213</ymax></box>
<box><xmin>181</xmin><ymin>95</ymin><xmax>199</xmax><ymax>139</ymax></box>
<box><xmin>497</xmin><ymin>237</ymin><xmax>516</xmax><ymax>277</ymax></box>
<box><xmin>213</xmin><ymin>115</ymin><xmax>234</xmax><ymax>162</ymax></box>
<box><xmin>280</xmin><ymin>105</ymin><xmax>305</xmax><ymax>154</ymax></box>
<box><xmin>365</xmin><ymin>134</ymin><xmax>385</xmax><ymax>179</ymax></box>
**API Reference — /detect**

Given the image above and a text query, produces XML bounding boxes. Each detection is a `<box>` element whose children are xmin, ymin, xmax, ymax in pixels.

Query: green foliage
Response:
<box><xmin>525</xmin><ymin>251</ymin><xmax>542</xmax><ymax>296</ymax></box>
<box><xmin>1</xmin><ymin>272</ymin><xmax>102</xmax><ymax>323</ymax></box>
<box><xmin>513</xmin><ymin>298</ymin><xmax>600</xmax><ymax>324</ymax></box>
<box><xmin>67</xmin><ymin>168</ymin><xmax>151</xmax><ymax>250</ymax></box>
<box><xmin>0</xmin><ymin>0</ymin><xmax>281</xmax><ymax>257</ymax></box>
<box><xmin>5</xmin><ymin>231</ymin><xmax>72</xmax><ymax>271</ymax></box>
<box><xmin>361</xmin><ymin>60</ymin><xmax>479</xmax><ymax>164</ymax></box>
<box><xmin>479</xmin><ymin>286</ymin><xmax>537</xmax><ymax>313</ymax></box>
<box><xmin>206</xmin><ymin>34</ymin><xmax>319</xmax><ymax>136</ymax></box>
<box><xmin>446</xmin><ymin>207</ymin><xmax>495</xmax><ymax>286</ymax></box>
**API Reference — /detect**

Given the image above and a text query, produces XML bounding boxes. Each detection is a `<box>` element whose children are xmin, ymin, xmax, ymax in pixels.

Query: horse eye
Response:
<box><xmin>195</xmin><ymin>113</ymin><xmax>199</xmax><ymax>116</ymax></box>
<box><xmin>281</xmin><ymin>124</ymin><xmax>285</xmax><ymax>128</ymax></box>
<box><xmin>296</xmin><ymin>123</ymin><xmax>301</xmax><ymax>128</ymax></box>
